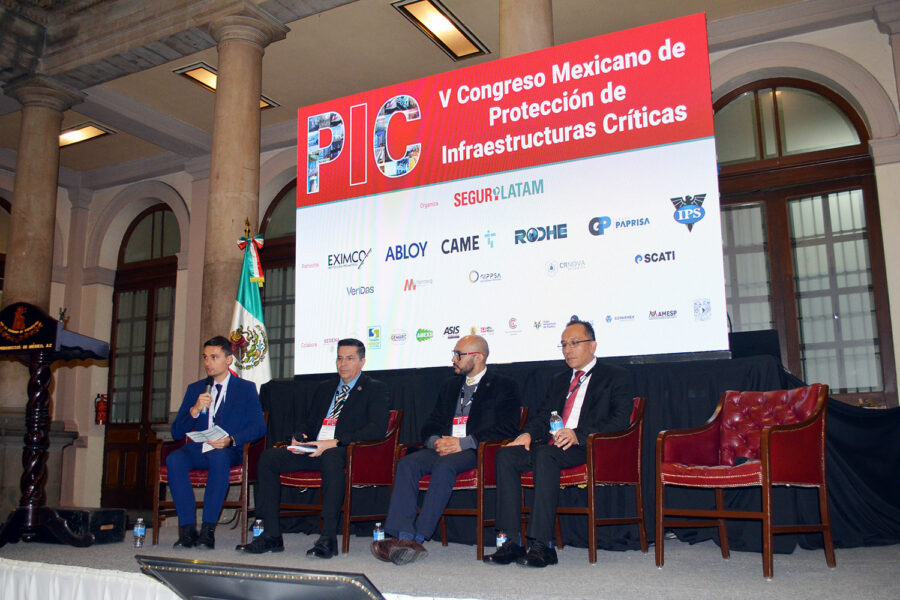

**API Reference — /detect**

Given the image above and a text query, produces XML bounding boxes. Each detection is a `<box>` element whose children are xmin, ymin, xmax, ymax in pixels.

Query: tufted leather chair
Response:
<box><xmin>152</xmin><ymin>412</ymin><xmax>268</xmax><ymax>546</ymax></box>
<box><xmin>655</xmin><ymin>385</ymin><xmax>836</xmax><ymax>578</ymax></box>
<box><xmin>519</xmin><ymin>397</ymin><xmax>648</xmax><ymax>561</ymax></box>
<box><xmin>402</xmin><ymin>406</ymin><xmax>529</xmax><ymax>560</ymax></box>
<box><xmin>278</xmin><ymin>409</ymin><xmax>402</xmax><ymax>554</ymax></box>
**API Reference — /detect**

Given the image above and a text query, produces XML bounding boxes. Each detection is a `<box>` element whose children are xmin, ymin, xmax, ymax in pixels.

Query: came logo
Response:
<box><xmin>515</xmin><ymin>224</ymin><xmax>567</xmax><ymax>244</ymax></box>
<box><xmin>635</xmin><ymin>251</ymin><xmax>675</xmax><ymax>264</ymax></box>
<box><xmin>328</xmin><ymin>248</ymin><xmax>371</xmax><ymax>270</ymax></box>
<box><xmin>441</xmin><ymin>235</ymin><xmax>480</xmax><ymax>254</ymax></box>
<box><xmin>416</xmin><ymin>328</ymin><xmax>434</xmax><ymax>342</ymax></box>
<box><xmin>385</xmin><ymin>241</ymin><xmax>427</xmax><ymax>261</ymax></box>
<box><xmin>484</xmin><ymin>230</ymin><xmax>496</xmax><ymax>248</ymax></box>
<box><xmin>671</xmin><ymin>194</ymin><xmax>706</xmax><ymax>231</ymax></box>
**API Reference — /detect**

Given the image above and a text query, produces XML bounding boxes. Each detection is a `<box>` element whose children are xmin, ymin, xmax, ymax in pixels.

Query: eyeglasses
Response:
<box><xmin>451</xmin><ymin>350</ymin><xmax>483</xmax><ymax>360</ymax></box>
<box><xmin>558</xmin><ymin>339</ymin><xmax>594</xmax><ymax>350</ymax></box>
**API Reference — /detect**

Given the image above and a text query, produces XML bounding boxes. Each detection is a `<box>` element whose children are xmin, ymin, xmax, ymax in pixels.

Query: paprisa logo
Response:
<box><xmin>671</xmin><ymin>194</ymin><xmax>706</xmax><ymax>231</ymax></box>
<box><xmin>443</xmin><ymin>325</ymin><xmax>461</xmax><ymax>339</ymax></box>
<box><xmin>367</xmin><ymin>326</ymin><xmax>381</xmax><ymax>349</ymax></box>
<box><xmin>515</xmin><ymin>224</ymin><xmax>567</xmax><ymax>244</ymax></box>
<box><xmin>385</xmin><ymin>241</ymin><xmax>427</xmax><ymax>261</ymax></box>
<box><xmin>635</xmin><ymin>250</ymin><xmax>675</xmax><ymax>264</ymax></box>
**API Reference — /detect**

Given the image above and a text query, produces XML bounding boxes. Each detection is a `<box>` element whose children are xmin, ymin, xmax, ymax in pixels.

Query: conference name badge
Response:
<box><xmin>452</xmin><ymin>416</ymin><xmax>468</xmax><ymax>438</ymax></box>
<box><xmin>318</xmin><ymin>418</ymin><xmax>338</xmax><ymax>441</ymax></box>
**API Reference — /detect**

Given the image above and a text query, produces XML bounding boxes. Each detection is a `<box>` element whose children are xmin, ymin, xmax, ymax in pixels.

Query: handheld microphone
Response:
<box><xmin>201</xmin><ymin>375</ymin><xmax>213</xmax><ymax>414</ymax></box>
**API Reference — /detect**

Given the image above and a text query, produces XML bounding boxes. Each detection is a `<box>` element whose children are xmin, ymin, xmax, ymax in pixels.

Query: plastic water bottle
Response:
<box><xmin>549</xmin><ymin>410</ymin><xmax>563</xmax><ymax>434</ymax></box>
<box><xmin>496</xmin><ymin>530</ymin><xmax>508</xmax><ymax>548</ymax></box>
<box><xmin>373</xmin><ymin>522</ymin><xmax>385</xmax><ymax>541</ymax></box>
<box><xmin>252</xmin><ymin>518</ymin><xmax>264</xmax><ymax>539</ymax></box>
<box><xmin>133</xmin><ymin>517</ymin><xmax>146</xmax><ymax>548</ymax></box>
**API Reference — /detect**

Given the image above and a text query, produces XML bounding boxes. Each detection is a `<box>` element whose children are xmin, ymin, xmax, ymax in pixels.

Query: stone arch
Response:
<box><xmin>85</xmin><ymin>180</ymin><xmax>189</xmax><ymax>271</ymax></box>
<box><xmin>259</xmin><ymin>147</ymin><xmax>298</xmax><ymax>223</ymax></box>
<box><xmin>711</xmin><ymin>42</ymin><xmax>899</xmax><ymax>142</ymax></box>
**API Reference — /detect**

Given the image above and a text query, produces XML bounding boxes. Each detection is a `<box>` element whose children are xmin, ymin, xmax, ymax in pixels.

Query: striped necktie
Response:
<box><xmin>329</xmin><ymin>384</ymin><xmax>350</xmax><ymax>419</ymax></box>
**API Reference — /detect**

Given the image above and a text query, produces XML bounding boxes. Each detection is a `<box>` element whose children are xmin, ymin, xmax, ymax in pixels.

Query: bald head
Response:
<box><xmin>452</xmin><ymin>335</ymin><xmax>489</xmax><ymax>377</ymax></box>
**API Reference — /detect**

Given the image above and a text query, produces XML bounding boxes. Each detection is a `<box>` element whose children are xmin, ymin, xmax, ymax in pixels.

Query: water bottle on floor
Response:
<box><xmin>133</xmin><ymin>517</ymin><xmax>146</xmax><ymax>548</ymax></box>
<box><xmin>373</xmin><ymin>522</ymin><xmax>385</xmax><ymax>541</ymax></box>
<box><xmin>252</xmin><ymin>518</ymin><xmax>264</xmax><ymax>539</ymax></box>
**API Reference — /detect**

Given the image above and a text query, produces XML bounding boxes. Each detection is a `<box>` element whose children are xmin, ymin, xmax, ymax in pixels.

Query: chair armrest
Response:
<box><xmin>245</xmin><ymin>437</ymin><xmax>267</xmax><ymax>481</ymax></box>
<box><xmin>657</xmin><ymin>396</ymin><xmax>725</xmax><ymax>466</ymax></box>
<box><xmin>157</xmin><ymin>438</ymin><xmax>187</xmax><ymax>468</ymax></box>
<box><xmin>764</xmin><ymin>395</ymin><xmax>827</xmax><ymax>484</ymax></box>
<box><xmin>478</xmin><ymin>438</ymin><xmax>516</xmax><ymax>487</ymax></box>
<box><xmin>589</xmin><ymin>425</ymin><xmax>640</xmax><ymax>482</ymax></box>
<box><xmin>348</xmin><ymin>434</ymin><xmax>399</xmax><ymax>486</ymax></box>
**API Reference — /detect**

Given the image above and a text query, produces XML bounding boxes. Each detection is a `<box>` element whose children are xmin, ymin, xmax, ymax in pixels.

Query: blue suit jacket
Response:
<box><xmin>171</xmin><ymin>375</ymin><xmax>267</xmax><ymax>447</ymax></box>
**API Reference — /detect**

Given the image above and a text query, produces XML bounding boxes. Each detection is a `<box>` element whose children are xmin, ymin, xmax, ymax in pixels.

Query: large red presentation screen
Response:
<box><xmin>294</xmin><ymin>14</ymin><xmax>728</xmax><ymax>374</ymax></box>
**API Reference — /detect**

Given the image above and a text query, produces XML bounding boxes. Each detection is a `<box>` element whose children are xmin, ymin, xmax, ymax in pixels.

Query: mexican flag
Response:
<box><xmin>229</xmin><ymin>234</ymin><xmax>271</xmax><ymax>390</ymax></box>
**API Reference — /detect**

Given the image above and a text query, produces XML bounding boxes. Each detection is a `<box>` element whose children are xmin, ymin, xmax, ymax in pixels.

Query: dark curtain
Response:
<box><xmin>258</xmin><ymin>355</ymin><xmax>900</xmax><ymax>552</ymax></box>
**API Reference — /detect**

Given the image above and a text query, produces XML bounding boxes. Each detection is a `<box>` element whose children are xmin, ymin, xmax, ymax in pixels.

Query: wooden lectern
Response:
<box><xmin>0</xmin><ymin>302</ymin><xmax>109</xmax><ymax>547</ymax></box>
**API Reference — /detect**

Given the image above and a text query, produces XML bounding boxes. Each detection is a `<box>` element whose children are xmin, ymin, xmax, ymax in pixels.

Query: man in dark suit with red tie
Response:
<box><xmin>371</xmin><ymin>335</ymin><xmax>520</xmax><ymax>565</ymax></box>
<box><xmin>168</xmin><ymin>336</ymin><xmax>267</xmax><ymax>549</ymax></box>
<box><xmin>484</xmin><ymin>319</ymin><xmax>633</xmax><ymax>567</ymax></box>
<box><xmin>238</xmin><ymin>338</ymin><xmax>389</xmax><ymax>558</ymax></box>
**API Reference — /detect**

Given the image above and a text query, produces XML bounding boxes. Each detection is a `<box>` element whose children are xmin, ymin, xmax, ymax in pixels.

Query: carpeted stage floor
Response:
<box><xmin>1</xmin><ymin>523</ymin><xmax>899</xmax><ymax>600</ymax></box>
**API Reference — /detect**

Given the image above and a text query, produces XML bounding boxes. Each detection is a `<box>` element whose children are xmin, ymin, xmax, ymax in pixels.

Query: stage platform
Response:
<box><xmin>2</xmin><ymin>523</ymin><xmax>899</xmax><ymax>600</ymax></box>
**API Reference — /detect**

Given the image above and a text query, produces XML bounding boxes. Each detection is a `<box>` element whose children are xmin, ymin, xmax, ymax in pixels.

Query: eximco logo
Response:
<box><xmin>328</xmin><ymin>248</ymin><xmax>371</xmax><ymax>270</ymax></box>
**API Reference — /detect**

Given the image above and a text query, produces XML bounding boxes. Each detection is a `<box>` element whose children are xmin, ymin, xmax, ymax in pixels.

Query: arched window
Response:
<box><xmin>103</xmin><ymin>205</ymin><xmax>180</xmax><ymax>508</ymax></box>
<box><xmin>715</xmin><ymin>79</ymin><xmax>895</xmax><ymax>407</ymax></box>
<box><xmin>0</xmin><ymin>197</ymin><xmax>9</xmax><ymax>305</ymax></box>
<box><xmin>259</xmin><ymin>182</ymin><xmax>297</xmax><ymax>379</ymax></box>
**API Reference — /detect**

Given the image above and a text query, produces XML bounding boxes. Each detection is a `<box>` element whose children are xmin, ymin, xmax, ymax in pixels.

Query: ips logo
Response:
<box><xmin>671</xmin><ymin>194</ymin><xmax>706</xmax><ymax>231</ymax></box>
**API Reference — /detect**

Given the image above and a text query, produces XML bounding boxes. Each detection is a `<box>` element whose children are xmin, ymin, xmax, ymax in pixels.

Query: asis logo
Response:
<box><xmin>443</xmin><ymin>325</ymin><xmax>460</xmax><ymax>339</ymax></box>
<box><xmin>671</xmin><ymin>194</ymin><xmax>706</xmax><ymax>231</ymax></box>
<box><xmin>367</xmin><ymin>326</ymin><xmax>381</xmax><ymax>349</ymax></box>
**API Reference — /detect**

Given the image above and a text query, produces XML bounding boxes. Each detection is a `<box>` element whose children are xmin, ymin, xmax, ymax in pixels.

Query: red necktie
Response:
<box><xmin>561</xmin><ymin>370</ymin><xmax>585</xmax><ymax>425</ymax></box>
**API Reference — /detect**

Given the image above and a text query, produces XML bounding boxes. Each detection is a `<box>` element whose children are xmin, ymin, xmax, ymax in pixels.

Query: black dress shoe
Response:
<box><xmin>306</xmin><ymin>536</ymin><xmax>338</xmax><ymax>559</ymax></box>
<box><xmin>516</xmin><ymin>540</ymin><xmax>558</xmax><ymax>568</ymax></box>
<box><xmin>196</xmin><ymin>523</ymin><xmax>215</xmax><ymax>549</ymax></box>
<box><xmin>483</xmin><ymin>540</ymin><xmax>526</xmax><ymax>565</ymax></box>
<box><xmin>237</xmin><ymin>535</ymin><xmax>285</xmax><ymax>554</ymax></box>
<box><xmin>173</xmin><ymin>525</ymin><xmax>199</xmax><ymax>549</ymax></box>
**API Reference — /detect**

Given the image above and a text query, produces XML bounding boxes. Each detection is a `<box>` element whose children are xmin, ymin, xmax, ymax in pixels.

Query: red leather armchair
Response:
<box><xmin>655</xmin><ymin>384</ymin><xmax>836</xmax><ymax>578</ymax></box>
<box><xmin>278</xmin><ymin>409</ymin><xmax>403</xmax><ymax>554</ymax></box>
<box><xmin>520</xmin><ymin>397</ymin><xmax>648</xmax><ymax>562</ymax></box>
<box><xmin>152</xmin><ymin>415</ymin><xmax>267</xmax><ymax>546</ymax></box>
<box><xmin>409</xmin><ymin>406</ymin><xmax>529</xmax><ymax>560</ymax></box>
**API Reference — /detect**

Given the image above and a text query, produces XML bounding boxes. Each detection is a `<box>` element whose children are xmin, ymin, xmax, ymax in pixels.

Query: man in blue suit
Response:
<box><xmin>168</xmin><ymin>335</ymin><xmax>267</xmax><ymax>549</ymax></box>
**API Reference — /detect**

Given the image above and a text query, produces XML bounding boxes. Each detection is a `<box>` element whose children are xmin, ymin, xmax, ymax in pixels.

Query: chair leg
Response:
<box><xmin>439</xmin><ymin>515</ymin><xmax>448</xmax><ymax>546</ymax></box>
<box><xmin>714</xmin><ymin>488</ymin><xmax>730</xmax><ymax>559</ymax></box>
<box><xmin>554</xmin><ymin>515</ymin><xmax>563</xmax><ymax>550</ymax></box>
<box><xmin>655</xmin><ymin>479</ymin><xmax>665</xmax><ymax>567</ymax></box>
<box><xmin>761</xmin><ymin>483</ymin><xmax>774</xmax><ymax>579</ymax></box>
<box><xmin>819</xmin><ymin>484</ymin><xmax>836</xmax><ymax>568</ymax></box>
<box><xmin>152</xmin><ymin>482</ymin><xmax>162</xmax><ymax>545</ymax></box>
<box><xmin>342</xmin><ymin>477</ymin><xmax>352</xmax><ymax>554</ymax></box>
<box><xmin>476</xmin><ymin>485</ymin><xmax>484</xmax><ymax>560</ymax></box>
<box><xmin>635</xmin><ymin>481</ymin><xmax>648</xmax><ymax>553</ymax></box>
<box><xmin>587</xmin><ymin>481</ymin><xmax>597</xmax><ymax>563</ymax></box>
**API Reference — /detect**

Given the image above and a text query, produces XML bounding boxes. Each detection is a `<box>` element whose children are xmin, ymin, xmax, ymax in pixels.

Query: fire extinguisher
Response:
<box><xmin>95</xmin><ymin>393</ymin><xmax>108</xmax><ymax>425</ymax></box>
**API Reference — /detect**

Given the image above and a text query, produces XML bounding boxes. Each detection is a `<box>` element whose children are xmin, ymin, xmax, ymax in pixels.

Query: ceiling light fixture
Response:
<box><xmin>59</xmin><ymin>122</ymin><xmax>115</xmax><ymax>147</ymax></box>
<box><xmin>392</xmin><ymin>0</ymin><xmax>488</xmax><ymax>61</ymax></box>
<box><xmin>173</xmin><ymin>62</ymin><xmax>279</xmax><ymax>109</ymax></box>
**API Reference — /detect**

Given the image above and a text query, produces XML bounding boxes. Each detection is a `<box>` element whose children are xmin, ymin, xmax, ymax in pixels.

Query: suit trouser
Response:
<box><xmin>166</xmin><ymin>442</ymin><xmax>242</xmax><ymax>527</ymax></box>
<box><xmin>495</xmin><ymin>443</ymin><xmax>587</xmax><ymax>544</ymax></box>
<box><xmin>384</xmin><ymin>448</ymin><xmax>477</xmax><ymax>540</ymax></box>
<box><xmin>254</xmin><ymin>446</ymin><xmax>347</xmax><ymax>538</ymax></box>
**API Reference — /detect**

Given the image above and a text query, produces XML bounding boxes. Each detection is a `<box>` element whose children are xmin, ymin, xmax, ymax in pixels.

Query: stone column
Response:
<box><xmin>0</xmin><ymin>76</ymin><xmax>83</xmax><ymax>410</ymax></box>
<box><xmin>499</xmin><ymin>0</ymin><xmax>553</xmax><ymax>58</ymax></box>
<box><xmin>200</xmin><ymin>9</ymin><xmax>287</xmax><ymax>349</ymax></box>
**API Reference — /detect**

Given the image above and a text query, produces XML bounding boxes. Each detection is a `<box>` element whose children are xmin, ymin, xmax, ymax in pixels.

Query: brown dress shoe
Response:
<box><xmin>370</xmin><ymin>538</ymin><xmax>400</xmax><ymax>562</ymax></box>
<box><xmin>389</xmin><ymin>539</ymin><xmax>427</xmax><ymax>565</ymax></box>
